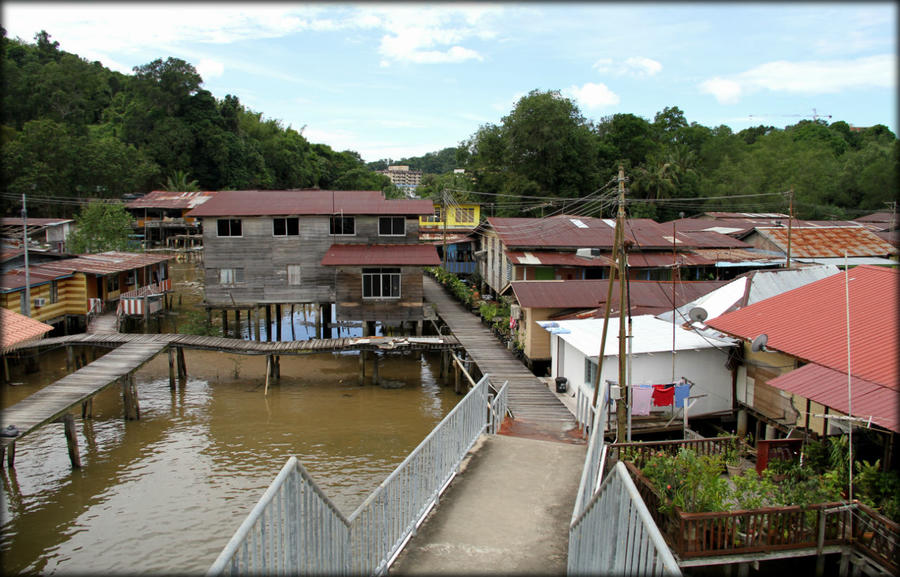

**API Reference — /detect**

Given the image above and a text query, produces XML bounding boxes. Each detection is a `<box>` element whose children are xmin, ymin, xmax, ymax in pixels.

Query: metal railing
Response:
<box><xmin>571</xmin><ymin>382</ymin><xmax>610</xmax><ymax>522</ymax></box>
<box><xmin>487</xmin><ymin>380</ymin><xmax>509</xmax><ymax>434</ymax></box>
<box><xmin>568</xmin><ymin>461</ymin><xmax>682</xmax><ymax>576</ymax></box>
<box><xmin>209</xmin><ymin>374</ymin><xmax>497</xmax><ymax>576</ymax></box>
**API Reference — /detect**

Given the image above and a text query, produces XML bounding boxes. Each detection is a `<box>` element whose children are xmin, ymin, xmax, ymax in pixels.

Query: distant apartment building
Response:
<box><xmin>377</xmin><ymin>165</ymin><xmax>423</xmax><ymax>195</ymax></box>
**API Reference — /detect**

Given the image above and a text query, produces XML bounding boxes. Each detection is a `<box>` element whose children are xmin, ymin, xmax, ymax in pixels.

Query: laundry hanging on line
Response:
<box><xmin>631</xmin><ymin>385</ymin><xmax>653</xmax><ymax>416</ymax></box>
<box><xmin>651</xmin><ymin>384</ymin><xmax>675</xmax><ymax>407</ymax></box>
<box><xmin>673</xmin><ymin>383</ymin><xmax>691</xmax><ymax>408</ymax></box>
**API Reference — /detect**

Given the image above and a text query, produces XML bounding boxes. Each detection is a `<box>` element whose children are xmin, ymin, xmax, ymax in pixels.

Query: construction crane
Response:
<box><xmin>748</xmin><ymin>108</ymin><xmax>832</xmax><ymax>122</ymax></box>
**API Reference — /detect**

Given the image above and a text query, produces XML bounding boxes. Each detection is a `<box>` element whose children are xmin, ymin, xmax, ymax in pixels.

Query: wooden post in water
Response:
<box><xmin>81</xmin><ymin>398</ymin><xmax>92</xmax><ymax>418</ymax></box>
<box><xmin>289</xmin><ymin>305</ymin><xmax>295</xmax><ymax>341</ymax></box>
<box><xmin>66</xmin><ymin>345</ymin><xmax>74</xmax><ymax>372</ymax></box>
<box><xmin>234</xmin><ymin>309</ymin><xmax>241</xmax><ymax>339</ymax></box>
<box><xmin>253</xmin><ymin>306</ymin><xmax>261</xmax><ymax>341</ymax></box>
<box><xmin>372</xmin><ymin>352</ymin><xmax>379</xmax><ymax>386</ymax></box>
<box><xmin>359</xmin><ymin>350</ymin><xmax>366</xmax><ymax>384</ymax></box>
<box><xmin>177</xmin><ymin>347</ymin><xmax>187</xmax><ymax>384</ymax></box>
<box><xmin>264</xmin><ymin>355</ymin><xmax>271</xmax><ymax>396</ymax></box>
<box><xmin>122</xmin><ymin>374</ymin><xmax>140</xmax><ymax>420</ymax></box>
<box><xmin>5</xmin><ymin>442</ymin><xmax>15</xmax><ymax>468</ymax></box>
<box><xmin>221</xmin><ymin>310</ymin><xmax>229</xmax><ymax>338</ymax></box>
<box><xmin>265</xmin><ymin>306</ymin><xmax>272</xmax><ymax>342</ymax></box>
<box><xmin>62</xmin><ymin>413</ymin><xmax>82</xmax><ymax>468</ymax></box>
<box><xmin>275</xmin><ymin>304</ymin><xmax>282</xmax><ymax>341</ymax></box>
<box><xmin>168</xmin><ymin>346</ymin><xmax>176</xmax><ymax>389</ymax></box>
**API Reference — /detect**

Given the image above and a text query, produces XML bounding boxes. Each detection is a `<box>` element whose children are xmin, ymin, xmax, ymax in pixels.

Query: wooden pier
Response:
<box><xmin>423</xmin><ymin>276</ymin><xmax>578</xmax><ymax>442</ymax></box>
<box><xmin>1</xmin><ymin>332</ymin><xmax>461</xmax><ymax>469</ymax></box>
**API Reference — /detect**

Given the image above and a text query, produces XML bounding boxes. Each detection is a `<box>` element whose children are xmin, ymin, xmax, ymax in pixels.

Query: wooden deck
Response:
<box><xmin>422</xmin><ymin>276</ymin><xmax>578</xmax><ymax>442</ymax></box>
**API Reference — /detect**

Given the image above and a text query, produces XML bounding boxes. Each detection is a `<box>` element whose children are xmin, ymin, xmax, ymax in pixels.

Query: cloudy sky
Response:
<box><xmin>3</xmin><ymin>2</ymin><xmax>896</xmax><ymax>162</ymax></box>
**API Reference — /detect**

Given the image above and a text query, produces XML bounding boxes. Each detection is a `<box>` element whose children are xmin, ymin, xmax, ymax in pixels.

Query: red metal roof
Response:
<box><xmin>37</xmin><ymin>252</ymin><xmax>173</xmax><ymax>276</ymax></box>
<box><xmin>510</xmin><ymin>279</ymin><xmax>726</xmax><ymax>312</ymax></box>
<box><xmin>754</xmin><ymin>226</ymin><xmax>897</xmax><ymax>258</ymax></box>
<box><xmin>675</xmin><ymin>231</ymin><xmax>751</xmax><ymax>249</ymax></box>
<box><xmin>185</xmin><ymin>189</ymin><xmax>434</xmax><ymax>217</ymax></box>
<box><xmin>320</xmin><ymin>244</ymin><xmax>441</xmax><ymax>266</ymax></box>
<box><xmin>0</xmin><ymin>308</ymin><xmax>54</xmax><ymax>353</ymax></box>
<box><xmin>691</xmin><ymin>248</ymin><xmax>784</xmax><ymax>265</ymax></box>
<box><xmin>707</xmin><ymin>265</ymin><xmax>899</xmax><ymax>386</ymax></box>
<box><xmin>667</xmin><ymin>217</ymin><xmax>862</xmax><ymax>238</ymax></box>
<box><xmin>505</xmin><ymin>251</ymin><xmax>611</xmax><ymax>268</ymax></box>
<box><xmin>1</xmin><ymin>263</ymin><xmax>76</xmax><ymax>291</ymax></box>
<box><xmin>125</xmin><ymin>190</ymin><xmax>218</xmax><ymax>210</ymax></box>
<box><xmin>767</xmin><ymin>363</ymin><xmax>898</xmax><ymax>433</ymax></box>
<box><xmin>487</xmin><ymin>216</ymin><xmax>683</xmax><ymax>250</ymax></box>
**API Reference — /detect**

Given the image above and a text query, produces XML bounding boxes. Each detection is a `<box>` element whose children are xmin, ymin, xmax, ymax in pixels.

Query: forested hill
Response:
<box><xmin>2</xmin><ymin>30</ymin><xmax>897</xmax><ymax>221</ymax></box>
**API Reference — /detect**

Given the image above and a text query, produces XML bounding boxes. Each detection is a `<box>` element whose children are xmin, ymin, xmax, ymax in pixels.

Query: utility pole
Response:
<box><xmin>441</xmin><ymin>189</ymin><xmax>448</xmax><ymax>268</ymax></box>
<box><xmin>616</xmin><ymin>165</ymin><xmax>628</xmax><ymax>442</ymax></box>
<box><xmin>786</xmin><ymin>187</ymin><xmax>794</xmax><ymax>269</ymax></box>
<box><xmin>22</xmin><ymin>194</ymin><xmax>31</xmax><ymax>317</ymax></box>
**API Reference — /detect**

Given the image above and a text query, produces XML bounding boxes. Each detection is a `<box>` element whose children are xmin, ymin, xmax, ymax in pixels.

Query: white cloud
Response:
<box><xmin>565</xmin><ymin>83</ymin><xmax>620</xmax><ymax>110</ymax></box>
<box><xmin>196</xmin><ymin>59</ymin><xmax>225</xmax><ymax>80</ymax></box>
<box><xmin>592</xmin><ymin>56</ymin><xmax>662</xmax><ymax>77</ymax></box>
<box><xmin>700</xmin><ymin>54</ymin><xmax>896</xmax><ymax>104</ymax></box>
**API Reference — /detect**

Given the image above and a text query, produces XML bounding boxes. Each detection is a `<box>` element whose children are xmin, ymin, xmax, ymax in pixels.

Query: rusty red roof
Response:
<box><xmin>691</xmin><ymin>248</ymin><xmax>784</xmax><ymax>265</ymax></box>
<box><xmin>675</xmin><ymin>231</ymin><xmax>751</xmax><ymax>249</ymax></box>
<box><xmin>505</xmin><ymin>251</ymin><xmax>611</xmax><ymax>268</ymax></box>
<box><xmin>37</xmin><ymin>252</ymin><xmax>173</xmax><ymax>276</ymax></box>
<box><xmin>185</xmin><ymin>189</ymin><xmax>434</xmax><ymax>217</ymax></box>
<box><xmin>754</xmin><ymin>226</ymin><xmax>897</xmax><ymax>258</ymax></box>
<box><xmin>510</xmin><ymin>279</ymin><xmax>726</xmax><ymax>312</ymax></box>
<box><xmin>667</xmin><ymin>217</ymin><xmax>862</xmax><ymax>238</ymax></box>
<box><xmin>767</xmin><ymin>363</ymin><xmax>898</xmax><ymax>433</ymax></box>
<box><xmin>707</xmin><ymin>265</ymin><xmax>899</xmax><ymax>386</ymax></box>
<box><xmin>320</xmin><ymin>244</ymin><xmax>440</xmax><ymax>266</ymax></box>
<box><xmin>1</xmin><ymin>217</ymin><xmax>74</xmax><ymax>227</ymax></box>
<box><xmin>1</xmin><ymin>264</ymin><xmax>76</xmax><ymax>291</ymax></box>
<box><xmin>487</xmin><ymin>216</ymin><xmax>683</xmax><ymax>250</ymax></box>
<box><xmin>1</xmin><ymin>308</ymin><xmax>54</xmax><ymax>353</ymax></box>
<box><xmin>125</xmin><ymin>190</ymin><xmax>218</xmax><ymax>210</ymax></box>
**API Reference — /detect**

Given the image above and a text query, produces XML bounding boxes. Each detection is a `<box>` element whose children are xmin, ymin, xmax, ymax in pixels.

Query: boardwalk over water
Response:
<box><xmin>423</xmin><ymin>275</ymin><xmax>578</xmax><ymax>442</ymax></box>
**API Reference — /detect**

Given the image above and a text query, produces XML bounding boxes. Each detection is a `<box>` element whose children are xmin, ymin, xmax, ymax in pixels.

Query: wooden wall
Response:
<box><xmin>333</xmin><ymin>266</ymin><xmax>425</xmax><ymax>322</ymax></box>
<box><xmin>1</xmin><ymin>273</ymin><xmax>88</xmax><ymax>323</ymax></box>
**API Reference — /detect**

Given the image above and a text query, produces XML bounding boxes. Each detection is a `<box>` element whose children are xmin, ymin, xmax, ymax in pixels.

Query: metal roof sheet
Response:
<box><xmin>1</xmin><ymin>264</ymin><xmax>76</xmax><ymax>291</ymax></box>
<box><xmin>37</xmin><ymin>252</ymin><xmax>173</xmax><ymax>276</ymax></box>
<box><xmin>320</xmin><ymin>244</ymin><xmax>440</xmax><ymax>266</ymax></box>
<box><xmin>754</xmin><ymin>226</ymin><xmax>897</xmax><ymax>258</ymax></box>
<box><xmin>510</xmin><ymin>279</ymin><xmax>726</xmax><ymax>311</ymax></box>
<box><xmin>692</xmin><ymin>247</ymin><xmax>785</xmax><ymax>265</ymax></box>
<box><xmin>674</xmin><ymin>231</ymin><xmax>752</xmax><ymax>249</ymax></box>
<box><xmin>706</xmin><ymin>265</ymin><xmax>899</xmax><ymax>386</ymax></box>
<box><xmin>767</xmin><ymin>363</ymin><xmax>898</xmax><ymax>433</ymax></box>
<box><xmin>506</xmin><ymin>250</ymin><xmax>610</xmax><ymax>267</ymax></box>
<box><xmin>486</xmin><ymin>216</ymin><xmax>680</xmax><ymax>250</ymax></box>
<box><xmin>0</xmin><ymin>308</ymin><xmax>54</xmax><ymax>353</ymax></box>
<box><xmin>125</xmin><ymin>190</ymin><xmax>218</xmax><ymax>210</ymax></box>
<box><xmin>185</xmin><ymin>189</ymin><xmax>433</xmax><ymax>217</ymax></box>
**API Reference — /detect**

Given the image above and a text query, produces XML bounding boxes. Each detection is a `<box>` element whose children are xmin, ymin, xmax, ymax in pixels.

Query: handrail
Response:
<box><xmin>209</xmin><ymin>373</ymin><xmax>496</xmax><ymax>576</ymax></box>
<box><xmin>571</xmin><ymin>381</ymin><xmax>610</xmax><ymax>523</ymax></box>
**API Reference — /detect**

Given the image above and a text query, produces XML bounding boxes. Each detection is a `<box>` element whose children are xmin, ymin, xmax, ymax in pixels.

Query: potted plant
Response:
<box><xmin>725</xmin><ymin>437</ymin><xmax>743</xmax><ymax>477</ymax></box>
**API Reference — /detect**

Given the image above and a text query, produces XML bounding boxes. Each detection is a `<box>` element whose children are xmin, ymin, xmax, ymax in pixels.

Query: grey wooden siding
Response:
<box><xmin>334</xmin><ymin>267</ymin><xmax>425</xmax><ymax>322</ymax></box>
<box><xmin>201</xmin><ymin>215</ymin><xmax>423</xmax><ymax>309</ymax></box>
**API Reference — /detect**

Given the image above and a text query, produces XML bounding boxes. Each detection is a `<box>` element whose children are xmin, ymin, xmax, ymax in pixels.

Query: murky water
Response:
<box><xmin>1</xmin><ymin>260</ymin><xmax>460</xmax><ymax>575</ymax></box>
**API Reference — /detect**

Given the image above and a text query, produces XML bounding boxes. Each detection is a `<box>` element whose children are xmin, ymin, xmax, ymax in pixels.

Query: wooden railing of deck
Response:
<box><xmin>609</xmin><ymin>436</ymin><xmax>735</xmax><ymax>470</ymax></box>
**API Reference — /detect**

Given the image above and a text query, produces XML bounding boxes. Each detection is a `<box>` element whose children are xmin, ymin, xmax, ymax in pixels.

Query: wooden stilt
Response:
<box><xmin>315</xmin><ymin>304</ymin><xmax>322</xmax><ymax>339</ymax></box>
<box><xmin>67</xmin><ymin>345</ymin><xmax>74</xmax><ymax>372</ymax></box>
<box><xmin>122</xmin><ymin>374</ymin><xmax>140</xmax><ymax>420</ymax></box>
<box><xmin>168</xmin><ymin>347</ymin><xmax>176</xmax><ymax>389</ymax></box>
<box><xmin>235</xmin><ymin>309</ymin><xmax>241</xmax><ymax>339</ymax></box>
<box><xmin>253</xmin><ymin>307</ymin><xmax>261</xmax><ymax>342</ymax></box>
<box><xmin>81</xmin><ymin>398</ymin><xmax>93</xmax><ymax>419</ymax></box>
<box><xmin>289</xmin><ymin>305</ymin><xmax>295</xmax><ymax>341</ymax></box>
<box><xmin>264</xmin><ymin>355</ymin><xmax>271</xmax><ymax>396</ymax></box>
<box><xmin>359</xmin><ymin>350</ymin><xmax>366</xmax><ymax>385</ymax></box>
<box><xmin>416</xmin><ymin>320</ymin><xmax>423</xmax><ymax>337</ymax></box>
<box><xmin>276</xmin><ymin>304</ymin><xmax>282</xmax><ymax>341</ymax></box>
<box><xmin>6</xmin><ymin>442</ymin><xmax>14</xmax><ymax>468</ymax></box>
<box><xmin>372</xmin><ymin>352</ymin><xmax>379</xmax><ymax>386</ymax></box>
<box><xmin>265</xmin><ymin>306</ymin><xmax>272</xmax><ymax>342</ymax></box>
<box><xmin>2</xmin><ymin>354</ymin><xmax>8</xmax><ymax>383</ymax></box>
<box><xmin>274</xmin><ymin>355</ymin><xmax>281</xmax><ymax>380</ymax></box>
<box><xmin>222</xmin><ymin>310</ymin><xmax>229</xmax><ymax>338</ymax></box>
<box><xmin>177</xmin><ymin>347</ymin><xmax>187</xmax><ymax>383</ymax></box>
<box><xmin>63</xmin><ymin>413</ymin><xmax>82</xmax><ymax>468</ymax></box>
<box><xmin>454</xmin><ymin>361</ymin><xmax>461</xmax><ymax>394</ymax></box>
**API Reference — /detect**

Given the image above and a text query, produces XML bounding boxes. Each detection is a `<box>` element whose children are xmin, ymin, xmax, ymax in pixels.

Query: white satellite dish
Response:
<box><xmin>688</xmin><ymin>307</ymin><xmax>708</xmax><ymax>323</ymax></box>
<box><xmin>751</xmin><ymin>334</ymin><xmax>769</xmax><ymax>352</ymax></box>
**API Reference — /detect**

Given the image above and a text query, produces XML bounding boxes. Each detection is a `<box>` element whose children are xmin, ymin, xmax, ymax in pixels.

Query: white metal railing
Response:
<box><xmin>568</xmin><ymin>461</ymin><xmax>681</xmax><ymax>576</ymax></box>
<box><xmin>209</xmin><ymin>374</ymin><xmax>497</xmax><ymax>576</ymax></box>
<box><xmin>487</xmin><ymin>380</ymin><xmax>509</xmax><ymax>434</ymax></box>
<box><xmin>571</xmin><ymin>382</ymin><xmax>610</xmax><ymax>522</ymax></box>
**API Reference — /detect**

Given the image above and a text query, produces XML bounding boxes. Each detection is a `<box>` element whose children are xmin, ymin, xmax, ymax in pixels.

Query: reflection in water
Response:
<box><xmin>1</xmin><ymin>261</ymin><xmax>459</xmax><ymax>575</ymax></box>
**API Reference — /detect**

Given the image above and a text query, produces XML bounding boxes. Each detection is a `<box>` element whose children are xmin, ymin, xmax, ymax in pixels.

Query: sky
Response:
<box><xmin>2</xmin><ymin>2</ymin><xmax>897</xmax><ymax>163</ymax></box>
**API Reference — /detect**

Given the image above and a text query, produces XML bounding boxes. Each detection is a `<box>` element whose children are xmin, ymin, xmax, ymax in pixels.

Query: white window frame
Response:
<box><xmin>330</xmin><ymin>216</ymin><xmax>355</xmax><ymax>236</ymax></box>
<box><xmin>50</xmin><ymin>281</ymin><xmax>59</xmax><ymax>304</ymax></box>
<box><xmin>219</xmin><ymin>268</ymin><xmax>244</xmax><ymax>286</ymax></box>
<box><xmin>378</xmin><ymin>216</ymin><xmax>406</xmax><ymax>237</ymax></box>
<box><xmin>362</xmin><ymin>267</ymin><xmax>401</xmax><ymax>299</ymax></box>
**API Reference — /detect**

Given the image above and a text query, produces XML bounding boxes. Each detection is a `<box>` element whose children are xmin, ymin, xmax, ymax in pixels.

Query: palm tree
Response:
<box><xmin>163</xmin><ymin>170</ymin><xmax>200</xmax><ymax>192</ymax></box>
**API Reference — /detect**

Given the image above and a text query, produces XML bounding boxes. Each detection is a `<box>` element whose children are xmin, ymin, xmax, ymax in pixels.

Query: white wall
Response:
<box><xmin>552</xmin><ymin>334</ymin><xmax>733</xmax><ymax>418</ymax></box>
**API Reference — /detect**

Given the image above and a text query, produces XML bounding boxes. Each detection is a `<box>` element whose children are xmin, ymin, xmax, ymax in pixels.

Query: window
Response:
<box><xmin>330</xmin><ymin>216</ymin><xmax>355</xmax><ymax>236</ymax></box>
<box><xmin>287</xmin><ymin>265</ymin><xmax>302</xmax><ymax>285</ymax></box>
<box><xmin>106</xmin><ymin>276</ymin><xmax>120</xmax><ymax>293</ymax></box>
<box><xmin>379</xmin><ymin>216</ymin><xmax>406</xmax><ymax>236</ymax></box>
<box><xmin>50</xmin><ymin>281</ymin><xmax>59</xmax><ymax>304</ymax></box>
<box><xmin>217</xmin><ymin>219</ymin><xmax>242</xmax><ymax>237</ymax></box>
<box><xmin>423</xmin><ymin>206</ymin><xmax>443</xmax><ymax>223</ymax></box>
<box><xmin>362</xmin><ymin>268</ymin><xmax>401</xmax><ymax>299</ymax></box>
<box><xmin>455</xmin><ymin>207</ymin><xmax>475</xmax><ymax>224</ymax></box>
<box><xmin>585</xmin><ymin>358</ymin><xmax>598</xmax><ymax>388</ymax></box>
<box><xmin>19</xmin><ymin>292</ymin><xmax>26</xmax><ymax>313</ymax></box>
<box><xmin>219</xmin><ymin>268</ymin><xmax>244</xmax><ymax>286</ymax></box>
<box><xmin>273</xmin><ymin>217</ymin><xmax>299</xmax><ymax>236</ymax></box>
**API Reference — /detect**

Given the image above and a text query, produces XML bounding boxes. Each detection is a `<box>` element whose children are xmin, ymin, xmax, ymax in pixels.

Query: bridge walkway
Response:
<box><xmin>423</xmin><ymin>275</ymin><xmax>578</xmax><ymax>442</ymax></box>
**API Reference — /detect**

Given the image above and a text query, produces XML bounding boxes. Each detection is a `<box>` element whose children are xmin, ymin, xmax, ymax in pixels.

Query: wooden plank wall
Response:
<box><xmin>334</xmin><ymin>266</ymin><xmax>425</xmax><ymax>322</ymax></box>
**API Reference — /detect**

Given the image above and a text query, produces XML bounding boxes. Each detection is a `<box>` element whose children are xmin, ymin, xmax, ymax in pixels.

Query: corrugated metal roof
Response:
<box><xmin>0</xmin><ymin>217</ymin><xmax>74</xmax><ymax>227</ymax></box>
<box><xmin>0</xmin><ymin>308</ymin><xmax>54</xmax><ymax>353</ymax></box>
<box><xmin>506</xmin><ymin>250</ymin><xmax>611</xmax><ymax>267</ymax></box>
<box><xmin>125</xmin><ymin>190</ymin><xmax>218</xmax><ymax>210</ymax></box>
<box><xmin>675</xmin><ymin>231</ymin><xmax>752</xmax><ymax>248</ymax></box>
<box><xmin>692</xmin><ymin>247</ymin><xmax>785</xmax><ymax>265</ymax></box>
<box><xmin>754</xmin><ymin>226</ymin><xmax>897</xmax><ymax>258</ymax></box>
<box><xmin>667</xmin><ymin>217</ymin><xmax>863</xmax><ymax>238</ymax></box>
<box><xmin>320</xmin><ymin>244</ymin><xmax>440</xmax><ymax>266</ymax></box>
<box><xmin>38</xmin><ymin>252</ymin><xmax>173</xmax><ymax>276</ymax></box>
<box><xmin>538</xmin><ymin>315</ymin><xmax>736</xmax><ymax>357</ymax></box>
<box><xmin>185</xmin><ymin>189</ymin><xmax>433</xmax><ymax>217</ymax></box>
<box><xmin>706</xmin><ymin>265</ymin><xmax>899</xmax><ymax>387</ymax></box>
<box><xmin>487</xmin><ymin>216</ymin><xmax>681</xmax><ymax>250</ymax></box>
<box><xmin>854</xmin><ymin>211</ymin><xmax>894</xmax><ymax>224</ymax></box>
<box><xmin>767</xmin><ymin>363</ymin><xmax>898</xmax><ymax>433</ymax></box>
<box><xmin>1</xmin><ymin>264</ymin><xmax>75</xmax><ymax>291</ymax></box>
<box><xmin>510</xmin><ymin>279</ymin><xmax>726</xmax><ymax>311</ymax></box>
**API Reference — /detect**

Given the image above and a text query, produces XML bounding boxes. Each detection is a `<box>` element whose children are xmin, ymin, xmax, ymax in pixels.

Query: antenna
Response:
<box><xmin>751</xmin><ymin>334</ymin><xmax>769</xmax><ymax>352</ymax></box>
<box><xmin>688</xmin><ymin>307</ymin><xmax>708</xmax><ymax>323</ymax></box>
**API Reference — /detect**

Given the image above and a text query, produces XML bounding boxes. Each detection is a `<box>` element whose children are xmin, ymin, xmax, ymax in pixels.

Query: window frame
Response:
<box><xmin>217</xmin><ymin>218</ymin><xmax>243</xmax><ymax>237</ymax></box>
<box><xmin>287</xmin><ymin>264</ymin><xmax>302</xmax><ymax>286</ymax></box>
<box><xmin>106</xmin><ymin>275</ymin><xmax>120</xmax><ymax>293</ymax></box>
<box><xmin>273</xmin><ymin>217</ymin><xmax>300</xmax><ymax>237</ymax></box>
<box><xmin>454</xmin><ymin>207</ymin><xmax>475</xmax><ymax>224</ymax></box>
<box><xmin>423</xmin><ymin>206</ymin><xmax>443</xmax><ymax>223</ymax></box>
<box><xmin>585</xmin><ymin>358</ymin><xmax>598</xmax><ymax>388</ymax></box>
<box><xmin>362</xmin><ymin>267</ymin><xmax>401</xmax><ymax>299</ymax></box>
<box><xmin>218</xmin><ymin>268</ymin><xmax>244</xmax><ymax>286</ymax></box>
<box><xmin>50</xmin><ymin>281</ymin><xmax>59</xmax><ymax>304</ymax></box>
<box><xmin>378</xmin><ymin>216</ymin><xmax>406</xmax><ymax>237</ymax></box>
<box><xmin>330</xmin><ymin>216</ymin><xmax>356</xmax><ymax>236</ymax></box>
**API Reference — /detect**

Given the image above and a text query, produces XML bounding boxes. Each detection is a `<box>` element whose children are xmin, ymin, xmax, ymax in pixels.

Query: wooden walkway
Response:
<box><xmin>423</xmin><ymin>276</ymin><xmax>578</xmax><ymax>442</ymax></box>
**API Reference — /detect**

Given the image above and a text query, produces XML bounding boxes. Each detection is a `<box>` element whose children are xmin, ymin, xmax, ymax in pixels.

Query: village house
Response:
<box><xmin>706</xmin><ymin>265</ymin><xmax>898</xmax><ymax>469</ymax></box>
<box><xmin>852</xmin><ymin>210</ymin><xmax>899</xmax><ymax>248</ymax></box>
<box><xmin>185</xmin><ymin>189</ymin><xmax>437</xmax><ymax>336</ymax></box>
<box><xmin>124</xmin><ymin>190</ymin><xmax>217</xmax><ymax>249</ymax></box>
<box><xmin>418</xmin><ymin>202</ymin><xmax>480</xmax><ymax>276</ymax></box>
<box><xmin>507</xmin><ymin>278</ymin><xmax>727</xmax><ymax>373</ymax></box>
<box><xmin>0</xmin><ymin>308</ymin><xmax>54</xmax><ymax>381</ymax></box>
<box><xmin>742</xmin><ymin>225</ymin><xmax>899</xmax><ymax>268</ymax></box>
<box><xmin>1</xmin><ymin>217</ymin><xmax>74</xmax><ymax>253</ymax></box>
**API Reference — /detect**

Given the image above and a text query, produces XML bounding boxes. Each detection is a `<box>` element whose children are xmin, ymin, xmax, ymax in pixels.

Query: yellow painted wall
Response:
<box><xmin>1</xmin><ymin>273</ymin><xmax>88</xmax><ymax>321</ymax></box>
<box><xmin>419</xmin><ymin>203</ymin><xmax>480</xmax><ymax>229</ymax></box>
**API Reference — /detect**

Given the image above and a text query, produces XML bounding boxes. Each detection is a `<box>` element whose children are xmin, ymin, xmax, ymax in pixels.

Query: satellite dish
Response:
<box><xmin>751</xmin><ymin>334</ymin><xmax>769</xmax><ymax>352</ymax></box>
<box><xmin>688</xmin><ymin>307</ymin><xmax>708</xmax><ymax>323</ymax></box>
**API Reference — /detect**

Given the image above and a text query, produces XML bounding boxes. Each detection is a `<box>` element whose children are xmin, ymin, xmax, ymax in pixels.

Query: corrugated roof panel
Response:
<box><xmin>186</xmin><ymin>189</ymin><xmax>433</xmax><ymax>217</ymax></box>
<box><xmin>0</xmin><ymin>308</ymin><xmax>53</xmax><ymax>353</ymax></box>
<box><xmin>510</xmin><ymin>279</ymin><xmax>726</xmax><ymax>310</ymax></box>
<box><xmin>320</xmin><ymin>244</ymin><xmax>440</xmax><ymax>266</ymax></box>
<box><xmin>37</xmin><ymin>252</ymin><xmax>173</xmax><ymax>276</ymax></box>
<box><xmin>487</xmin><ymin>216</ymin><xmax>680</xmax><ymax>250</ymax></box>
<box><xmin>707</xmin><ymin>265</ymin><xmax>899</xmax><ymax>387</ymax></box>
<box><xmin>755</xmin><ymin>226</ymin><xmax>897</xmax><ymax>258</ymax></box>
<box><xmin>125</xmin><ymin>190</ymin><xmax>218</xmax><ymax>210</ymax></box>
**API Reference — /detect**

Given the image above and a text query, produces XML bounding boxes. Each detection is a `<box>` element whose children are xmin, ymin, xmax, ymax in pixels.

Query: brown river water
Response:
<box><xmin>0</xmin><ymin>261</ymin><xmax>461</xmax><ymax>575</ymax></box>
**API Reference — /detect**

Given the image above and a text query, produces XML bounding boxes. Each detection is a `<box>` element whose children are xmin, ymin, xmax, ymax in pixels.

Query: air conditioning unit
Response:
<box><xmin>33</xmin><ymin>297</ymin><xmax>47</xmax><ymax>307</ymax></box>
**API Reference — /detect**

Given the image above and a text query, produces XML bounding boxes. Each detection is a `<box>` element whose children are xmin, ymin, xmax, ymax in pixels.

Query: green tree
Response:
<box><xmin>67</xmin><ymin>202</ymin><xmax>135</xmax><ymax>253</ymax></box>
<box><xmin>163</xmin><ymin>169</ymin><xmax>200</xmax><ymax>192</ymax></box>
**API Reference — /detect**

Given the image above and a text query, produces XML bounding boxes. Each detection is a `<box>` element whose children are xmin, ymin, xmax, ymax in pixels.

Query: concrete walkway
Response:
<box><xmin>390</xmin><ymin>434</ymin><xmax>586</xmax><ymax>575</ymax></box>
